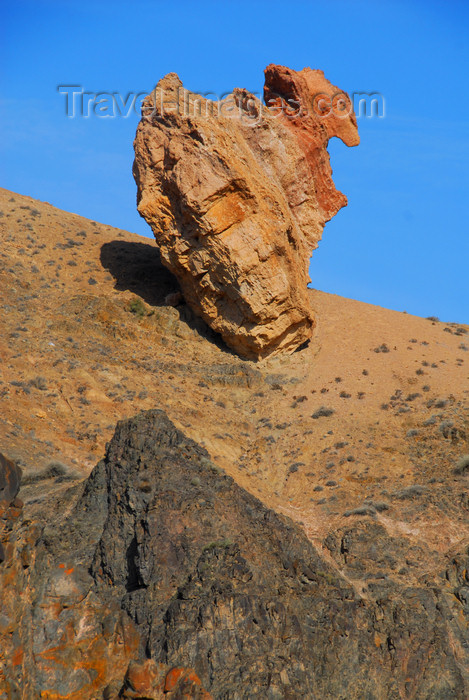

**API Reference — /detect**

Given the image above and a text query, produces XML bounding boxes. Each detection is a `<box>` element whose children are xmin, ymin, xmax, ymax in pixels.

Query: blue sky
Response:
<box><xmin>1</xmin><ymin>0</ymin><xmax>468</xmax><ymax>323</ymax></box>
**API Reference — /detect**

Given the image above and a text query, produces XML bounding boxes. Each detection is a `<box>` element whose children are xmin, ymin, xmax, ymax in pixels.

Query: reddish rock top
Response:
<box><xmin>264</xmin><ymin>64</ymin><xmax>359</xmax><ymax>223</ymax></box>
<box><xmin>133</xmin><ymin>64</ymin><xmax>359</xmax><ymax>359</ymax></box>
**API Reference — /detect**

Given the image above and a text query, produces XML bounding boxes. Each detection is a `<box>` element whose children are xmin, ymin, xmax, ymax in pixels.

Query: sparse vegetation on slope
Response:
<box><xmin>0</xmin><ymin>188</ymin><xmax>468</xmax><ymax>698</ymax></box>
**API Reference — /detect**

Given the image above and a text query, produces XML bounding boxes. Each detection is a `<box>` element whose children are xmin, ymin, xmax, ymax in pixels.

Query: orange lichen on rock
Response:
<box><xmin>164</xmin><ymin>667</ymin><xmax>203</xmax><ymax>691</ymax></box>
<box><xmin>121</xmin><ymin>660</ymin><xmax>212</xmax><ymax>699</ymax></box>
<box><xmin>133</xmin><ymin>64</ymin><xmax>359</xmax><ymax>359</ymax></box>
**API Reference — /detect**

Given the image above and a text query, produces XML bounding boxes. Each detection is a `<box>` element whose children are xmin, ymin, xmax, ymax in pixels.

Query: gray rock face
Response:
<box><xmin>0</xmin><ymin>452</ymin><xmax>21</xmax><ymax>503</ymax></box>
<box><xmin>0</xmin><ymin>453</ymin><xmax>22</xmax><ymax>565</ymax></box>
<box><xmin>1</xmin><ymin>411</ymin><xmax>468</xmax><ymax>698</ymax></box>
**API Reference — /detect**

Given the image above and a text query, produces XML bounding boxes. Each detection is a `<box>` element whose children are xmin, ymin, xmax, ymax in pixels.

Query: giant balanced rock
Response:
<box><xmin>133</xmin><ymin>65</ymin><xmax>359</xmax><ymax>359</ymax></box>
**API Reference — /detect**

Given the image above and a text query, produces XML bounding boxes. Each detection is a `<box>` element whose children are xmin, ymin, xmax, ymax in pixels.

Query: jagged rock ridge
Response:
<box><xmin>133</xmin><ymin>65</ymin><xmax>359</xmax><ymax>359</ymax></box>
<box><xmin>1</xmin><ymin>411</ymin><xmax>468</xmax><ymax>698</ymax></box>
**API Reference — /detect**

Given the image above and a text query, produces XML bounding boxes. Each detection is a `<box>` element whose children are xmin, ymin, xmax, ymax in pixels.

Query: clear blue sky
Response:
<box><xmin>1</xmin><ymin>0</ymin><xmax>468</xmax><ymax>323</ymax></box>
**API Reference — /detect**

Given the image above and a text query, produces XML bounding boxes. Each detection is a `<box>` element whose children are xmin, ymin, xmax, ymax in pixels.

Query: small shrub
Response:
<box><xmin>439</xmin><ymin>419</ymin><xmax>454</xmax><ymax>437</ymax></box>
<box><xmin>129</xmin><ymin>297</ymin><xmax>146</xmax><ymax>317</ymax></box>
<box><xmin>374</xmin><ymin>344</ymin><xmax>390</xmax><ymax>353</ymax></box>
<box><xmin>344</xmin><ymin>506</ymin><xmax>376</xmax><ymax>517</ymax></box>
<box><xmin>291</xmin><ymin>395</ymin><xmax>308</xmax><ymax>408</ymax></box>
<box><xmin>29</xmin><ymin>376</ymin><xmax>47</xmax><ymax>391</ymax></box>
<box><xmin>202</xmin><ymin>539</ymin><xmax>233</xmax><ymax>553</ymax></box>
<box><xmin>393</xmin><ymin>485</ymin><xmax>426</xmax><ymax>500</ymax></box>
<box><xmin>366</xmin><ymin>500</ymin><xmax>389</xmax><ymax>512</ymax></box>
<box><xmin>289</xmin><ymin>462</ymin><xmax>304</xmax><ymax>474</ymax></box>
<box><xmin>434</xmin><ymin>398</ymin><xmax>448</xmax><ymax>408</ymax></box>
<box><xmin>22</xmin><ymin>461</ymin><xmax>79</xmax><ymax>484</ymax></box>
<box><xmin>339</xmin><ymin>391</ymin><xmax>351</xmax><ymax>398</ymax></box>
<box><xmin>454</xmin><ymin>455</ymin><xmax>469</xmax><ymax>475</ymax></box>
<box><xmin>312</xmin><ymin>406</ymin><xmax>335</xmax><ymax>419</ymax></box>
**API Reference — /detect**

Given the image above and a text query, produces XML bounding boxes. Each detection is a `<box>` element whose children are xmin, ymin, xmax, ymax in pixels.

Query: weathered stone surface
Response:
<box><xmin>120</xmin><ymin>659</ymin><xmax>211</xmax><ymax>699</ymax></box>
<box><xmin>0</xmin><ymin>453</ymin><xmax>22</xmax><ymax>569</ymax></box>
<box><xmin>0</xmin><ymin>452</ymin><xmax>21</xmax><ymax>504</ymax></box>
<box><xmin>1</xmin><ymin>412</ymin><xmax>468</xmax><ymax>698</ymax></box>
<box><xmin>133</xmin><ymin>65</ymin><xmax>359</xmax><ymax>359</ymax></box>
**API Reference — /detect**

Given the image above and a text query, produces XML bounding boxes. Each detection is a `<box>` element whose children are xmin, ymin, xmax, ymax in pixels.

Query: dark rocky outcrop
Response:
<box><xmin>0</xmin><ymin>452</ymin><xmax>22</xmax><ymax>504</ymax></box>
<box><xmin>1</xmin><ymin>412</ymin><xmax>468</xmax><ymax>698</ymax></box>
<box><xmin>0</xmin><ymin>452</ymin><xmax>23</xmax><ymax>567</ymax></box>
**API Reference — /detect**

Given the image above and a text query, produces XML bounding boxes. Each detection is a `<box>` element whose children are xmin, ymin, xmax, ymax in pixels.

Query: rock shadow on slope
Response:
<box><xmin>100</xmin><ymin>240</ymin><xmax>234</xmax><ymax>354</ymax></box>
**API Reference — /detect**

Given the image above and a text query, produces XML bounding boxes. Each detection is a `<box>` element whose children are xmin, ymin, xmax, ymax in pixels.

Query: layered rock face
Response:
<box><xmin>0</xmin><ymin>453</ymin><xmax>22</xmax><ymax>565</ymax></box>
<box><xmin>133</xmin><ymin>65</ymin><xmax>359</xmax><ymax>359</ymax></box>
<box><xmin>1</xmin><ymin>412</ymin><xmax>468</xmax><ymax>698</ymax></box>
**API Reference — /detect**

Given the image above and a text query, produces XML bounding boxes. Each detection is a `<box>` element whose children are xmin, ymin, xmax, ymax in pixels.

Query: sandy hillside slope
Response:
<box><xmin>1</xmin><ymin>186</ymin><xmax>468</xmax><ymax>589</ymax></box>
